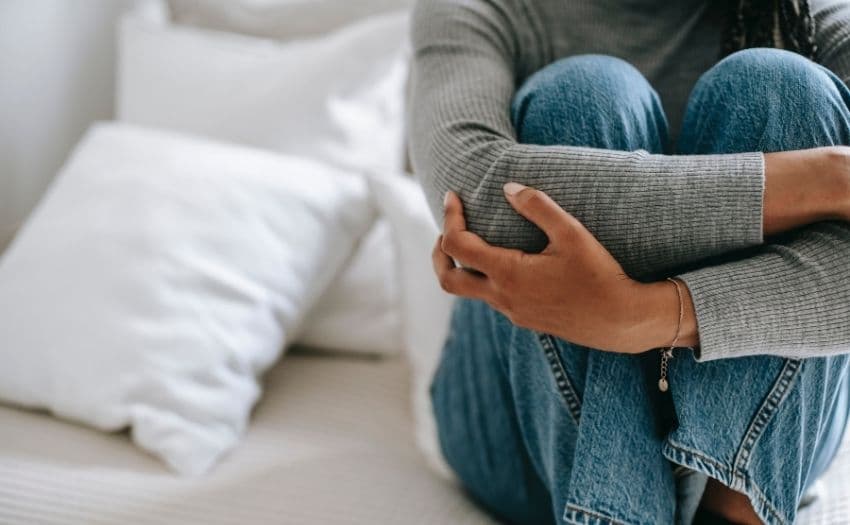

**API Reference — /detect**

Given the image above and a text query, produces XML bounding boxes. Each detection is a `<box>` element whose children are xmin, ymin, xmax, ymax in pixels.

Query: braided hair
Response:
<box><xmin>722</xmin><ymin>0</ymin><xmax>818</xmax><ymax>60</ymax></box>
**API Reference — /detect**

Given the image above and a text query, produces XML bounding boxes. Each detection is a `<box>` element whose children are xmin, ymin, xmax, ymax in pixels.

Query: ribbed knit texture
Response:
<box><xmin>408</xmin><ymin>0</ymin><xmax>850</xmax><ymax>361</ymax></box>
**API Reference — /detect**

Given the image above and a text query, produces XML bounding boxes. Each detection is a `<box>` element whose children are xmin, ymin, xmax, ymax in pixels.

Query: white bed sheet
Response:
<box><xmin>0</xmin><ymin>351</ymin><xmax>847</xmax><ymax>524</ymax></box>
<box><xmin>0</xmin><ymin>353</ymin><xmax>492</xmax><ymax>525</ymax></box>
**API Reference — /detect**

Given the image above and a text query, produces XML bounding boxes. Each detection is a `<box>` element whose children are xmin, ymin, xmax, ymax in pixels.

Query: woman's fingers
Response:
<box><xmin>431</xmin><ymin>234</ymin><xmax>491</xmax><ymax>301</ymax></box>
<box><xmin>442</xmin><ymin>190</ymin><xmax>516</xmax><ymax>274</ymax></box>
<box><xmin>441</xmin><ymin>231</ymin><xmax>497</xmax><ymax>271</ymax></box>
<box><xmin>502</xmin><ymin>182</ymin><xmax>578</xmax><ymax>247</ymax></box>
<box><xmin>442</xmin><ymin>191</ymin><xmax>467</xmax><ymax>231</ymax></box>
<box><xmin>432</xmin><ymin>234</ymin><xmax>455</xmax><ymax>272</ymax></box>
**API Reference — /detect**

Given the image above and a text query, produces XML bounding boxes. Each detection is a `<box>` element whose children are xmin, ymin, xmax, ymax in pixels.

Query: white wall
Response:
<box><xmin>0</xmin><ymin>0</ymin><xmax>133</xmax><ymax>252</ymax></box>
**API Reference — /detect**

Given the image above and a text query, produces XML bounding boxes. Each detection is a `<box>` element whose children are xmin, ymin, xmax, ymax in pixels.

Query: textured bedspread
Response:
<box><xmin>0</xmin><ymin>352</ymin><xmax>846</xmax><ymax>524</ymax></box>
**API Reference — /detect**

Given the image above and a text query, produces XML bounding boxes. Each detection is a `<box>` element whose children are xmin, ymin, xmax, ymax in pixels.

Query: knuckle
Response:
<box><xmin>442</xmin><ymin>232</ymin><xmax>459</xmax><ymax>254</ymax></box>
<box><xmin>435</xmin><ymin>268</ymin><xmax>449</xmax><ymax>289</ymax></box>
<box><xmin>496</xmin><ymin>257</ymin><xmax>518</xmax><ymax>287</ymax></box>
<box><xmin>439</xmin><ymin>278</ymin><xmax>453</xmax><ymax>294</ymax></box>
<box><xmin>525</xmin><ymin>191</ymin><xmax>543</xmax><ymax>208</ymax></box>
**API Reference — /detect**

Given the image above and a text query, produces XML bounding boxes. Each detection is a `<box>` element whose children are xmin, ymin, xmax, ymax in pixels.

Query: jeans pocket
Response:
<box><xmin>537</xmin><ymin>333</ymin><xmax>583</xmax><ymax>425</ymax></box>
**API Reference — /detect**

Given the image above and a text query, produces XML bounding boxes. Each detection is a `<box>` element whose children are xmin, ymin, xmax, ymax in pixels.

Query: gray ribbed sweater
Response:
<box><xmin>407</xmin><ymin>0</ymin><xmax>850</xmax><ymax>361</ymax></box>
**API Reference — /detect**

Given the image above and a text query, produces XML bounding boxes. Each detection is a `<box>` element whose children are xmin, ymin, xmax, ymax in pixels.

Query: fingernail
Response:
<box><xmin>443</xmin><ymin>191</ymin><xmax>451</xmax><ymax>208</ymax></box>
<box><xmin>503</xmin><ymin>182</ymin><xmax>527</xmax><ymax>196</ymax></box>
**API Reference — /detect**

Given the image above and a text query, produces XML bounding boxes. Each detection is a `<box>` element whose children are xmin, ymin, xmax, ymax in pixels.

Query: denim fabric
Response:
<box><xmin>431</xmin><ymin>49</ymin><xmax>850</xmax><ymax>525</ymax></box>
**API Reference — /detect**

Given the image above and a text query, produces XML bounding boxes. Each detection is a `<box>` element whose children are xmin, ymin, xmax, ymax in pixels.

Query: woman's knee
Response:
<box><xmin>511</xmin><ymin>54</ymin><xmax>668</xmax><ymax>152</ymax></box>
<box><xmin>680</xmin><ymin>48</ymin><xmax>850</xmax><ymax>153</ymax></box>
<box><xmin>698</xmin><ymin>48</ymin><xmax>846</xmax><ymax>112</ymax></box>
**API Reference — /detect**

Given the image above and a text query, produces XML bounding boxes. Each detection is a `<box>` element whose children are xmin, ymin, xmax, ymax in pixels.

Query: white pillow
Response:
<box><xmin>298</xmin><ymin>218</ymin><xmax>404</xmax><ymax>355</ymax></box>
<box><xmin>369</xmin><ymin>175</ymin><xmax>455</xmax><ymax>478</ymax></box>
<box><xmin>118</xmin><ymin>3</ymin><xmax>409</xmax><ymax>356</ymax></box>
<box><xmin>117</xmin><ymin>4</ymin><xmax>410</xmax><ymax>175</ymax></box>
<box><xmin>168</xmin><ymin>0</ymin><xmax>415</xmax><ymax>41</ymax></box>
<box><xmin>0</xmin><ymin>122</ymin><xmax>373</xmax><ymax>476</ymax></box>
<box><xmin>118</xmin><ymin>5</ymin><xmax>410</xmax><ymax>357</ymax></box>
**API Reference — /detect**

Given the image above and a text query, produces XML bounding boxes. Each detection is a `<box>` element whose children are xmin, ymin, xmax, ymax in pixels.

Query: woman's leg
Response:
<box><xmin>431</xmin><ymin>55</ymin><xmax>675</xmax><ymax>524</ymax></box>
<box><xmin>669</xmin><ymin>48</ymin><xmax>850</xmax><ymax>525</ymax></box>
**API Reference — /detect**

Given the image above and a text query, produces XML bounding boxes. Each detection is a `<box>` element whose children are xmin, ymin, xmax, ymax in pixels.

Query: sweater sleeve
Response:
<box><xmin>407</xmin><ymin>0</ymin><xmax>765</xmax><ymax>280</ymax></box>
<box><xmin>677</xmin><ymin>1</ymin><xmax>850</xmax><ymax>362</ymax></box>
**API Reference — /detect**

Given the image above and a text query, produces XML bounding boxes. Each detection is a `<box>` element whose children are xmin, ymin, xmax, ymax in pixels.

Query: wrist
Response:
<box><xmin>621</xmin><ymin>279</ymin><xmax>698</xmax><ymax>353</ymax></box>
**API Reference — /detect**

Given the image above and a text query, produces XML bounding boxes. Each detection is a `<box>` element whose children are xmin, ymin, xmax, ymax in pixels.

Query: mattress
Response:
<box><xmin>0</xmin><ymin>351</ymin><xmax>847</xmax><ymax>525</ymax></box>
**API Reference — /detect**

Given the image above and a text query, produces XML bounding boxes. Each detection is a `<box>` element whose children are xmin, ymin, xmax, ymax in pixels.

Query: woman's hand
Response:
<box><xmin>432</xmin><ymin>183</ymin><xmax>698</xmax><ymax>354</ymax></box>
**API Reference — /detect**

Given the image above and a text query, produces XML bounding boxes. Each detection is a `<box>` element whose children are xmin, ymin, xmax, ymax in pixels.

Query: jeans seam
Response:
<box><xmin>537</xmin><ymin>333</ymin><xmax>582</xmax><ymax>424</ymax></box>
<box><xmin>733</xmin><ymin>359</ymin><xmax>803</xmax><ymax>472</ymax></box>
<box><xmin>749</xmin><ymin>482</ymin><xmax>787</xmax><ymax>525</ymax></box>
<box><xmin>562</xmin><ymin>503</ymin><xmax>628</xmax><ymax>525</ymax></box>
<box><xmin>662</xmin><ymin>440</ymin><xmax>787</xmax><ymax>525</ymax></box>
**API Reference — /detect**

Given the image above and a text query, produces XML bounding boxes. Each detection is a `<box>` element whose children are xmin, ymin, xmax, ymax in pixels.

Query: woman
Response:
<box><xmin>408</xmin><ymin>0</ymin><xmax>850</xmax><ymax>524</ymax></box>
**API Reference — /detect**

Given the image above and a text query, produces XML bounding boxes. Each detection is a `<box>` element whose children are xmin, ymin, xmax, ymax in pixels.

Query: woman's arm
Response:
<box><xmin>435</xmin><ymin>178</ymin><xmax>850</xmax><ymax>359</ymax></box>
<box><xmin>418</xmin><ymin>0</ymin><xmax>850</xmax><ymax>361</ymax></box>
<box><xmin>482</xmin><ymin>153</ymin><xmax>850</xmax><ymax>354</ymax></box>
<box><xmin>658</xmin><ymin>148</ymin><xmax>850</xmax><ymax>353</ymax></box>
<box><xmin>642</xmin><ymin>2</ymin><xmax>850</xmax><ymax>361</ymax></box>
<box><xmin>410</xmin><ymin>0</ymin><xmax>845</xmax><ymax>280</ymax></box>
<box><xmin>763</xmin><ymin>148</ymin><xmax>850</xmax><ymax>235</ymax></box>
<box><xmin>432</xmin><ymin>156</ymin><xmax>850</xmax><ymax>358</ymax></box>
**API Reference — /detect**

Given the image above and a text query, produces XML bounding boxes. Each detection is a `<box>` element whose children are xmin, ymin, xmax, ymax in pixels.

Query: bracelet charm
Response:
<box><xmin>659</xmin><ymin>279</ymin><xmax>683</xmax><ymax>392</ymax></box>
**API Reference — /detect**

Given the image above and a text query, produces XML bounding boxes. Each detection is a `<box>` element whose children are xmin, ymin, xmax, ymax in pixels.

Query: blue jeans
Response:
<box><xmin>431</xmin><ymin>49</ymin><xmax>850</xmax><ymax>525</ymax></box>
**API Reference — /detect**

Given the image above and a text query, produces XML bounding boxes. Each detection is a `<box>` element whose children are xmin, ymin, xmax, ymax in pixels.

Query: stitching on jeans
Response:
<box><xmin>734</xmin><ymin>359</ymin><xmax>802</xmax><ymax>472</ymax></box>
<box><xmin>663</xmin><ymin>440</ymin><xmax>787</xmax><ymax>525</ymax></box>
<box><xmin>749</xmin><ymin>481</ymin><xmax>787</xmax><ymax>525</ymax></box>
<box><xmin>563</xmin><ymin>503</ymin><xmax>628</xmax><ymax>525</ymax></box>
<box><xmin>537</xmin><ymin>333</ymin><xmax>582</xmax><ymax>424</ymax></box>
<box><xmin>664</xmin><ymin>439</ymin><xmax>731</xmax><ymax>476</ymax></box>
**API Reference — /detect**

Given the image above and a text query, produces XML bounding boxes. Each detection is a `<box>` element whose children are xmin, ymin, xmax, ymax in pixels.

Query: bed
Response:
<box><xmin>0</xmin><ymin>350</ymin><xmax>847</xmax><ymax>524</ymax></box>
<box><xmin>0</xmin><ymin>2</ymin><xmax>848</xmax><ymax>524</ymax></box>
<box><xmin>0</xmin><ymin>351</ymin><xmax>493</xmax><ymax>525</ymax></box>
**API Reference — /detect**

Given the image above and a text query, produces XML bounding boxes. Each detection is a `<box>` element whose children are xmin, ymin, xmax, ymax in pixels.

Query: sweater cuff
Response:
<box><xmin>675</xmin><ymin>249</ymin><xmax>796</xmax><ymax>363</ymax></box>
<box><xmin>676</xmin><ymin>267</ymin><xmax>746</xmax><ymax>362</ymax></box>
<box><xmin>678</xmin><ymin>218</ymin><xmax>850</xmax><ymax>362</ymax></box>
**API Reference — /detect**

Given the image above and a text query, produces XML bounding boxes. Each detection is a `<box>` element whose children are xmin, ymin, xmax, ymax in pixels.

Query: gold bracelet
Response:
<box><xmin>658</xmin><ymin>277</ymin><xmax>684</xmax><ymax>393</ymax></box>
